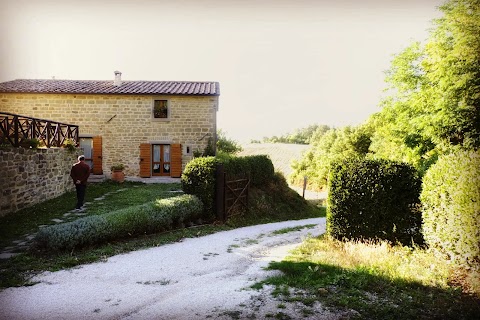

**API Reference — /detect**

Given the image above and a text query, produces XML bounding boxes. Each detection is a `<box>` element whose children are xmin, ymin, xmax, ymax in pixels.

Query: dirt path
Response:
<box><xmin>0</xmin><ymin>218</ymin><xmax>346</xmax><ymax>320</ymax></box>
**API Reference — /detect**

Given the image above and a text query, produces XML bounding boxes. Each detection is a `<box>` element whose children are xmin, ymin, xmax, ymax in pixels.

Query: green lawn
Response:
<box><xmin>0</xmin><ymin>181</ymin><xmax>181</xmax><ymax>249</ymax></box>
<box><xmin>1</xmin><ymin>181</ymin><xmax>478</xmax><ymax>319</ymax></box>
<box><xmin>0</xmin><ymin>180</ymin><xmax>323</xmax><ymax>288</ymax></box>
<box><xmin>254</xmin><ymin>236</ymin><xmax>480</xmax><ymax>320</ymax></box>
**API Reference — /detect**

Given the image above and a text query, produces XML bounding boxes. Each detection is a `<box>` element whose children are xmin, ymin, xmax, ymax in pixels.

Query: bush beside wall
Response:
<box><xmin>34</xmin><ymin>194</ymin><xmax>203</xmax><ymax>251</ymax></box>
<box><xmin>421</xmin><ymin>150</ymin><xmax>480</xmax><ymax>269</ymax></box>
<box><xmin>220</xmin><ymin>154</ymin><xmax>275</xmax><ymax>186</ymax></box>
<box><xmin>327</xmin><ymin>158</ymin><xmax>422</xmax><ymax>245</ymax></box>
<box><xmin>181</xmin><ymin>157</ymin><xmax>219</xmax><ymax>220</ymax></box>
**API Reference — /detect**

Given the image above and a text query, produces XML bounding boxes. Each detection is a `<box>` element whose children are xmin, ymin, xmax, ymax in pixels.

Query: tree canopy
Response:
<box><xmin>290</xmin><ymin>126</ymin><xmax>372</xmax><ymax>190</ymax></box>
<box><xmin>258</xmin><ymin>124</ymin><xmax>331</xmax><ymax>145</ymax></box>
<box><xmin>368</xmin><ymin>0</ymin><xmax>479</xmax><ymax>170</ymax></box>
<box><xmin>290</xmin><ymin>0</ymin><xmax>479</xmax><ymax>188</ymax></box>
<box><xmin>216</xmin><ymin>129</ymin><xmax>243</xmax><ymax>155</ymax></box>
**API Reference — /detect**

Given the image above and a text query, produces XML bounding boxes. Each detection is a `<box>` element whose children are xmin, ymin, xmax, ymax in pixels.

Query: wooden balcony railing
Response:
<box><xmin>0</xmin><ymin>112</ymin><xmax>79</xmax><ymax>148</ymax></box>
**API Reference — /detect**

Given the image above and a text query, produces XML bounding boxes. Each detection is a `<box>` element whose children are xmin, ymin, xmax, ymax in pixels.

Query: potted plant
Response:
<box><xmin>0</xmin><ymin>137</ymin><xmax>11</xmax><ymax>150</ymax></box>
<box><xmin>19</xmin><ymin>138</ymin><xmax>41</xmax><ymax>149</ymax></box>
<box><xmin>62</xmin><ymin>138</ymin><xmax>77</xmax><ymax>152</ymax></box>
<box><xmin>110</xmin><ymin>164</ymin><xmax>125</xmax><ymax>183</ymax></box>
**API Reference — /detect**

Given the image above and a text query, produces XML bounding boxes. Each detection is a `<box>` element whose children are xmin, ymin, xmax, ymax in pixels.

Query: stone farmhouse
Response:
<box><xmin>0</xmin><ymin>72</ymin><xmax>220</xmax><ymax>178</ymax></box>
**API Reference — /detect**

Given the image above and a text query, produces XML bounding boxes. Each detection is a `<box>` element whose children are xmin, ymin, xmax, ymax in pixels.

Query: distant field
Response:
<box><xmin>238</xmin><ymin>143</ymin><xmax>309</xmax><ymax>177</ymax></box>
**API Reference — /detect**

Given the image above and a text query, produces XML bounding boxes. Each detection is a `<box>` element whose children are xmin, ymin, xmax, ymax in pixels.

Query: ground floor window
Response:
<box><xmin>152</xmin><ymin>144</ymin><xmax>171</xmax><ymax>176</ymax></box>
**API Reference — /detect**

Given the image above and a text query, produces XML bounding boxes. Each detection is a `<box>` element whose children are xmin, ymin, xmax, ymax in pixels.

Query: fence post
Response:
<box><xmin>45</xmin><ymin>121</ymin><xmax>51</xmax><ymax>147</ymax></box>
<box><xmin>246</xmin><ymin>174</ymin><xmax>250</xmax><ymax>213</ymax></box>
<box><xmin>215</xmin><ymin>164</ymin><xmax>225</xmax><ymax>222</ymax></box>
<box><xmin>303</xmin><ymin>176</ymin><xmax>307</xmax><ymax>199</ymax></box>
<box><xmin>29</xmin><ymin>118</ymin><xmax>34</xmax><ymax>139</ymax></box>
<box><xmin>56</xmin><ymin>123</ymin><xmax>61</xmax><ymax>147</ymax></box>
<box><xmin>13</xmin><ymin>115</ymin><xmax>19</xmax><ymax>147</ymax></box>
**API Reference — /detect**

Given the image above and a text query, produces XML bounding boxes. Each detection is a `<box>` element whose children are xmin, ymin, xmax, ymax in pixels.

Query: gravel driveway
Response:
<box><xmin>0</xmin><ymin>218</ymin><xmax>346</xmax><ymax>320</ymax></box>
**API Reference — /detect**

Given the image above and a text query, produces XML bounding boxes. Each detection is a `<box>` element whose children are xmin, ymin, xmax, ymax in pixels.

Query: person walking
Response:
<box><xmin>70</xmin><ymin>155</ymin><xmax>91</xmax><ymax>210</ymax></box>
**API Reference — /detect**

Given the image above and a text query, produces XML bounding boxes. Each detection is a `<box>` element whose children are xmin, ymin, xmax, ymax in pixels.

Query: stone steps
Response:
<box><xmin>88</xmin><ymin>174</ymin><xmax>106</xmax><ymax>183</ymax></box>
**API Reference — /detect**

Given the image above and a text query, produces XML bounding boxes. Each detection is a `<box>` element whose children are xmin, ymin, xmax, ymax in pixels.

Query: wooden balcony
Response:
<box><xmin>0</xmin><ymin>112</ymin><xmax>79</xmax><ymax>148</ymax></box>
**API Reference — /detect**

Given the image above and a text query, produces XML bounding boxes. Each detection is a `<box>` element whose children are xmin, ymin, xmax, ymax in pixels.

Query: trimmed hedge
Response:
<box><xmin>181</xmin><ymin>157</ymin><xmax>219</xmax><ymax>220</ymax></box>
<box><xmin>34</xmin><ymin>194</ymin><xmax>203</xmax><ymax>251</ymax></box>
<box><xmin>221</xmin><ymin>154</ymin><xmax>275</xmax><ymax>186</ymax></box>
<box><xmin>421</xmin><ymin>150</ymin><xmax>480</xmax><ymax>269</ymax></box>
<box><xmin>181</xmin><ymin>154</ymin><xmax>275</xmax><ymax>220</ymax></box>
<box><xmin>327</xmin><ymin>158</ymin><xmax>422</xmax><ymax>245</ymax></box>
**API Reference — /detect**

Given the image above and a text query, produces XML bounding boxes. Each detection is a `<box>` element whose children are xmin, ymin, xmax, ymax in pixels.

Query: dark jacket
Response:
<box><xmin>70</xmin><ymin>161</ymin><xmax>90</xmax><ymax>185</ymax></box>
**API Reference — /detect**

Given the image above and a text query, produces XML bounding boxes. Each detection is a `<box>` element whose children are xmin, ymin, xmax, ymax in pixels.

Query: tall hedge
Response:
<box><xmin>327</xmin><ymin>158</ymin><xmax>422</xmax><ymax>245</ymax></box>
<box><xmin>181</xmin><ymin>157</ymin><xmax>219</xmax><ymax>220</ymax></box>
<box><xmin>181</xmin><ymin>154</ymin><xmax>275</xmax><ymax>219</ymax></box>
<box><xmin>421</xmin><ymin>150</ymin><xmax>480</xmax><ymax>269</ymax></box>
<box><xmin>222</xmin><ymin>154</ymin><xmax>275</xmax><ymax>186</ymax></box>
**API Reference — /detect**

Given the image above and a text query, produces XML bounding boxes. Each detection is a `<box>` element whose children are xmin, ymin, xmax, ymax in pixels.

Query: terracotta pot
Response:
<box><xmin>111</xmin><ymin>170</ymin><xmax>125</xmax><ymax>183</ymax></box>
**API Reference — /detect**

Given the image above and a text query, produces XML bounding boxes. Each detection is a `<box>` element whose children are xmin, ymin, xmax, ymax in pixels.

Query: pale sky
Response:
<box><xmin>0</xmin><ymin>0</ymin><xmax>444</xmax><ymax>142</ymax></box>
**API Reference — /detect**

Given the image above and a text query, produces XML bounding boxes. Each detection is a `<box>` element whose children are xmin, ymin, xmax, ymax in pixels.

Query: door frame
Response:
<box><xmin>140</xmin><ymin>142</ymin><xmax>181</xmax><ymax>178</ymax></box>
<box><xmin>152</xmin><ymin>144</ymin><xmax>171</xmax><ymax>176</ymax></box>
<box><xmin>79</xmin><ymin>136</ymin><xmax>103</xmax><ymax>174</ymax></box>
<box><xmin>79</xmin><ymin>136</ymin><xmax>94</xmax><ymax>172</ymax></box>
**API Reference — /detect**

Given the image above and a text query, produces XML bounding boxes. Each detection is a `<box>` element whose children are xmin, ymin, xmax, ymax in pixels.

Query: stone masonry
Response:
<box><xmin>0</xmin><ymin>147</ymin><xmax>75</xmax><ymax>217</ymax></box>
<box><xmin>0</xmin><ymin>93</ymin><xmax>217</xmax><ymax>176</ymax></box>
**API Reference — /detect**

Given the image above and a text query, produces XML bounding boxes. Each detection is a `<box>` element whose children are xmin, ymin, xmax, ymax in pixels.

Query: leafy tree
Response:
<box><xmin>423</xmin><ymin>0</ymin><xmax>480</xmax><ymax>148</ymax></box>
<box><xmin>262</xmin><ymin>124</ymin><xmax>330</xmax><ymax>145</ymax></box>
<box><xmin>216</xmin><ymin>129</ymin><xmax>243</xmax><ymax>155</ymax></box>
<box><xmin>290</xmin><ymin>126</ymin><xmax>372</xmax><ymax>190</ymax></box>
<box><xmin>369</xmin><ymin>0</ymin><xmax>480</xmax><ymax>171</ymax></box>
<box><xmin>288</xmin><ymin>0</ymin><xmax>479</xmax><ymax>190</ymax></box>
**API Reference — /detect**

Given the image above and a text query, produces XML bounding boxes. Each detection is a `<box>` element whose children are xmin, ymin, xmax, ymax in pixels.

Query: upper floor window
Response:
<box><xmin>153</xmin><ymin>100</ymin><xmax>168</xmax><ymax>119</ymax></box>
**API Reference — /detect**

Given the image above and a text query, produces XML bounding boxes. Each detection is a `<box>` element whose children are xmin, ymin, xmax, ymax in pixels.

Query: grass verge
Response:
<box><xmin>254</xmin><ymin>236</ymin><xmax>480</xmax><ymax>320</ymax></box>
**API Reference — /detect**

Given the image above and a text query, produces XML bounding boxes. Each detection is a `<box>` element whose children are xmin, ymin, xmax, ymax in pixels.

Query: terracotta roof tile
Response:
<box><xmin>0</xmin><ymin>79</ymin><xmax>220</xmax><ymax>96</ymax></box>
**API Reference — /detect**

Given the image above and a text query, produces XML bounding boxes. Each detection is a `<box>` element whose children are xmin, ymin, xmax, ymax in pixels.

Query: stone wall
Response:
<box><xmin>0</xmin><ymin>93</ymin><xmax>218</xmax><ymax>176</ymax></box>
<box><xmin>0</xmin><ymin>147</ymin><xmax>75</xmax><ymax>217</ymax></box>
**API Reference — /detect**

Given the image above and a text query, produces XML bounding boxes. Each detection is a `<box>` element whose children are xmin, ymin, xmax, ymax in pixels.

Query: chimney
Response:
<box><xmin>114</xmin><ymin>71</ymin><xmax>122</xmax><ymax>86</ymax></box>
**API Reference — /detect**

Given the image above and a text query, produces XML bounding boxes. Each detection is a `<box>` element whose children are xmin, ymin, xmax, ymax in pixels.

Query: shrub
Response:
<box><xmin>20</xmin><ymin>138</ymin><xmax>41</xmax><ymax>149</ymax></box>
<box><xmin>34</xmin><ymin>215</ymin><xmax>112</xmax><ymax>251</ymax></box>
<box><xmin>327</xmin><ymin>158</ymin><xmax>422</xmax><ymax>245</ymax></box>
<box><xmin>62</xmin><ymin>138</ymin><xmax>77</xmax><ymax>152</ymax></box>
<box><xmin>110</xmin><ymin>164</ymin><xmax>125</xmax><ymax>171</ymax></box>
<box><xmin>220</xmin><ymin>154</ymin><xmax>249</xmax><ymax>179</ymax></box>
<box><xmin>244</xmin><ymin>155</ymin><xmax>275</xmax><ymax>186</ymax></box>
<box><xmin>216</xmin><ymin>129</ymin><xmax>243</xmax><ymax>154</ymax></box>
<box><xmin>221</xmin><ymin>154</ymin><xmax>275</xmax><ymax>186</ymax></box>
<box><xmin>181</xmin><ymin>157</ymin><xmax>219</xmax><ymax>220</ymax></box>
<box><xmin>421</xmin><ymin>150</ymin><xmax>480</xmax><ymax>269</ymax></box>
<box><xmin>181</xmin><ymin>155</ymin><xmax>275</xmax><ymax>220</ymax></box>
<box><xmin>34</xmin><ymin>194</ymin><xmax>203</xmax><ymax>251</ymax></box>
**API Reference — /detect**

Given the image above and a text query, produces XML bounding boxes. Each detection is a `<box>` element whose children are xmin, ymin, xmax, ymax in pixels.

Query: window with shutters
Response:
<box><xmin>152</xmin><ymin>144</ymin><xmax>171</xmax><ymax>176</ymax></box>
